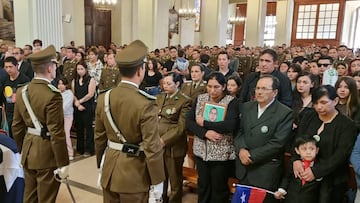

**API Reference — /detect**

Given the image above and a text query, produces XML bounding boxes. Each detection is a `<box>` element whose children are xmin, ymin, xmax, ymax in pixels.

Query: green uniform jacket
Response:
<box><xmin>156</xmin><ymin>91</ymin><xmax>191</xmax><ymax>158</ymax></box>
<box><xmin>98</xmin><ymin>65</ymin><xmax>121</xmax><ymax>91</ymax></box>
<box><xmin>63</xmin><ymin>59</ymin><xmax>77</xmax><ymax>87</ymax></box>
<box><xmin>180</xmin><ymin>80</ymin><xmax>206</xmax><ymax>105</ymax></box>
<box><xmin>12</xmin><ymin>79</ymin><xmax>69</xmax><ymax>169</ymax></box>
<box><xmin>95</xmin><ymin>82</ymin><xmax>165</xmax><ymax>193</ymax></box>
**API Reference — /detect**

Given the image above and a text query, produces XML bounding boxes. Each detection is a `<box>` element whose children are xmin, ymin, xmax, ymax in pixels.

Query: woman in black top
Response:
<box><xmin>335</xmin><ymin>76</ymin><xmax>360</xmax><ymax>131</ymax></box>
<box><xmin>142</xmin><ymin>59</ymin><xmax>163</xmax><ymax>96</ymax></box>
<box><xmin>71</xmin><ymin>61</ymin><xmax>96</xmax><ymax>156</ymax></box>
<box><xmin>293</xmin><ymin>85</ymin><xmax>357</xmax><ymax>203</ymax></box>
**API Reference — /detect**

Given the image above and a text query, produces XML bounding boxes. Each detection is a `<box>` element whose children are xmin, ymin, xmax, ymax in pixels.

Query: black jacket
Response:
<box><xmin>239</xmin><ymin>70</ymin><xmax>293</xmax><ymax>107</ymax></box>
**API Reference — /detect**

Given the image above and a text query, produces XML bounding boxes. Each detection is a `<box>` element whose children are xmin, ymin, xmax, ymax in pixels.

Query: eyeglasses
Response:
<box><xmin>255</xmin><ymin>87</ymin><xmax>273</xmax><ymax>92</ymax></box>
<box><xmin>317</xmin><ymin>63</ymin><xmax>331</xmax><ymax>67</ymax></box>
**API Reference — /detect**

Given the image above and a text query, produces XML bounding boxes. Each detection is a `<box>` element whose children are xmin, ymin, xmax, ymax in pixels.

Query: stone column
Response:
<box><xmin>200</xmin><ymin>0</ymin><xmax>229</xmax><ymax>46</ymax></box>
<box><xmin>275</xmin><ymin>0</ymin><xmax>294</xmax><ymax>46</ymax></box>
<box><xmin>14</xmin><ymin>0</ymin><xmax>63</xmax><ymax>49</ymax></box>
<box><xmin>245</xmin><ymin>0</ymin><xmax>266</xmax><ymax>47</ymax></box>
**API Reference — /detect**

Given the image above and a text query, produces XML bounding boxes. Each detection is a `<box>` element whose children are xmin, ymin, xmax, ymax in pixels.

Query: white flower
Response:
<box><xmin>313</xmin><ymin>135</ymin><xmax>320</xmax><ymax>142</ymax></box>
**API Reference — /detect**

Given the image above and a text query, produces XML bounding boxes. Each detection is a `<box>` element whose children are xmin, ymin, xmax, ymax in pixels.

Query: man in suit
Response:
<box><xmin>239</xmin><ymin>49</ymin><xmax>293</xmax><ymax>107</ymax></box>
<box><xmin>12</xmin><ymin>45</ymin><xmax>69</xmax><ymax>203</ymax></box>
<box><xmin>336</xmin><ymin>45</ymin><xmax>351</xmax><ymax>65</ymax></box>
<box><xmin>94</xmin><ymin>40</ymin><xmax>165</xmax><ymax>203</ymax></box>
<box><xmin>235</xmin><ymin>75</ymin><xmax>293</xmax><ymax>203</ymax></box>
<box><xmin>12</xmin><ymin>47</ymin><xmax>34</xmax><ymax>79</ymax></box>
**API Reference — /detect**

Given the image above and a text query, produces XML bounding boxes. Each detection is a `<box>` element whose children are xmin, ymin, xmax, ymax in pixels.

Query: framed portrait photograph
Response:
<box><xmin>202</xmin><ymin>102</ymin><xmax>227</xmax><ymax>122</ymax></box>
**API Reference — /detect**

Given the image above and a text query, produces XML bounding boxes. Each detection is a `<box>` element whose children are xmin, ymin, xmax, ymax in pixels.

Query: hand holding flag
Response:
<box><xmin>231</xmin><ymin>184</ymin><xmax>272</xmax><ymax>203</ymax></box>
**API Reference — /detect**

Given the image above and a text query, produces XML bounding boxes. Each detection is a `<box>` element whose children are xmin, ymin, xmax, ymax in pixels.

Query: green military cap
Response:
<box><xmin>115</xmin><ymin>40</ymin><xmax>148</xmax><ymax>68</ymax></box>
<box><xmin>28</xmin><ymin>45</ymin><xmax>58</xmax><ymax>65</ymax></box>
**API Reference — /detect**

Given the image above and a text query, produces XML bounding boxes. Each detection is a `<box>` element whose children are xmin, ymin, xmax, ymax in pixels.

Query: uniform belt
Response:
<box><xmin>27</xmin><ymin>127</ymin><xmax>50</xmax><ymax>136</ymax></box>
<box><xmin>108</xmin><ymin>140</ymin><xmax>124</xmax><ymax>151</ymax></box>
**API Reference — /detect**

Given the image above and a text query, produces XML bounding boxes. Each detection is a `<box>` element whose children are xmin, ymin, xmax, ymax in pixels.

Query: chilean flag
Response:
<box><xmin>232</xmin><ymin>184</ymin><xmax>267</xmax><ymax>203</ymax></box>
<box><xmin>0</xmin><ymin>135</ymin><xmax>24</xmax><ymax>203</ymax></box>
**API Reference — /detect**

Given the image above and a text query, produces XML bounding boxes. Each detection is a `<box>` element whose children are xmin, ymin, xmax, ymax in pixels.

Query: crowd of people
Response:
<box><xmin>0</xmin><ymin>39</ymin><xmax>360</xmax><ymax>203</ymax></box>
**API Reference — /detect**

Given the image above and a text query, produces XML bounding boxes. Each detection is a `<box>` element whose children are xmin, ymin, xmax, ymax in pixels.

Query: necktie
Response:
<box><xmin>302</xmin><ymin>160</ymin><xmax>312</xmax><ymax>185</ymax></box>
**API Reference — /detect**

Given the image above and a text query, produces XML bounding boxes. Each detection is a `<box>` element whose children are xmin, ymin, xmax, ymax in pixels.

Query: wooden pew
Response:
<box><xmin>183</xmin><ymin>134</ymin><xmax>358</xmax><ymax>193</ymax></box>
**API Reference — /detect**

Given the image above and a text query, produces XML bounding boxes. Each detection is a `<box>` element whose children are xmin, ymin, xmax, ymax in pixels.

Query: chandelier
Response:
<box><xmin>178</xmin><ymin>0</ymin><xmax>196</xmax><ymax>20</ymax></box>
<box><xmin>228</xmin><ymin>6</ymin><xmax>246</xmax><ymax>25</ymax></box>
<box><xmin>93</xmin><ymin>0</ymin><xmax>117</xmax><ymax>10</ymax></box>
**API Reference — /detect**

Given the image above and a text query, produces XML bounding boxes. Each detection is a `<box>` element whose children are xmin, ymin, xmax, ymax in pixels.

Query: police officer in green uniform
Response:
<box><xmin>277</xmin><ymin>46</ymin><xmax>287</xmax><ymax>66</ymax></box>
<box><xmin>208</xmin><ymin>54</ymin><xmax>218</xmax><ymax>71</ymax></box>
<box><xmin>62</xmin><ymin>46</ymin><xmax>78</xmax><ymax>88</ymax></box>
<box><xmin>98</xmin><ymin>53</ymin><xmax>121</xmax><ymax>91</ymax></box>
<box><xmin>236</xmin><ymin>48</ymin><xmax>253</xmax><ymax>80</ymax></box>
<box><xmin>250</xmin><ymin>55</ymin><xmax>259</xmax><ymax>73</ymax></box>
<box><xmin>188</xmin><ymin>49</ymin><xmax>201</xmax><ymax>69</ymax></box>
<box><xmin>12</xmin><ymin>45</ymin><xmax>70</xmax><ymax>203</ymax></box>
<box><xmin>181</xmin><ymin>63</ymin><xmax>207</xmax><ymax>104</ymax></box>
<box><xmin>238</xmin><ymin>55</ymin><xmax>252</xmax><ymax>78</ymax></box>
<box><xmin>94</xmin><ymin>40</ymin><xmax>165</xmax><ymax>203</ymax></box>
<box><xmin>156</xmin><ymin>72</ymin><xmax>191</xmax><ymax>203</ymax></box>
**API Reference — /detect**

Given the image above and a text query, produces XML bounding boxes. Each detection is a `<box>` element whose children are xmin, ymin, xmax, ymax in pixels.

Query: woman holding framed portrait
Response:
<box><xmin>186</xmin><ymin>71</ymin><xmax>240</xmax><ymax>203</ymax></box>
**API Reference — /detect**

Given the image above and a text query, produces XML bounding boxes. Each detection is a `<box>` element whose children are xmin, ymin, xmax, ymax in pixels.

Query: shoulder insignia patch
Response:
<box><xmin>184</xmin><ymin>80</ymin><xmax>192</xmax><ymax>85</ymax></box>
<box><xmin>47</xmin><ymin>84</ymin><xmax>61</xmax><ymax>93</ymax></box>
<box><xmin>138</xmin><ymin>89</ymin><xmax>156</xmax><ymax>100</ymax></box>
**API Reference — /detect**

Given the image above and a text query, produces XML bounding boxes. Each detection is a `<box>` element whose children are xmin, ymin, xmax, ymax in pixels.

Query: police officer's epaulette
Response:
<box><xmin>138</xmin><ymin>89</ymin><xmax>156</xmax><ymax>100</ymax></box>
<box><xmin>180</xmin><ymin>92</ymin><xmax>191</xmax><ymax>100</ymax></box>
<box><xmin>16</xmin><ymin>82</ymin><xmax>29</xmax><ymax>88</ymax></box>
<box><xmin>184</xmin><ymin>80</ymin><xmax>192</xmax><ymax>86</ymax></box>
<box><xmin>47</xmin><ymin>84</ymin><xmax>61</xmax><ymax>93</ymax></box>
<box><xmin>99</xmin><ymin>88</ymin><xmax>112</xmax><ymax>95</ymax></box>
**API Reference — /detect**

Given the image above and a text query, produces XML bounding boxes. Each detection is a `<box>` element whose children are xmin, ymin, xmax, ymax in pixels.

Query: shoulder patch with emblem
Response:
<box><xmin>138</xmin><ymin>89</ymin><xmax>156</xmax><ymax>100</ymax></box>
<box><xmin>47</xmin><ymin>84</ymin><xmax>61</xmax><ymax>93</ymax></box>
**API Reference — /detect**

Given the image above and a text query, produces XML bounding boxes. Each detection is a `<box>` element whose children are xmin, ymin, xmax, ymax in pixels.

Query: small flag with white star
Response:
<box><xmin>231</xmin><ymin>184</ymin><xmax>269</xmax><ymax>203</ymax></box>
